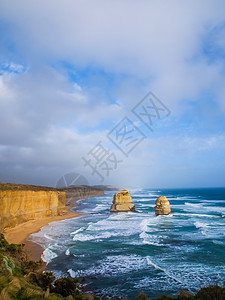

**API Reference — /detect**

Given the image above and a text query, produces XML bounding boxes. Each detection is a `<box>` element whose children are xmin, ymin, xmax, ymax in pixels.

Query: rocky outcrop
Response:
<box><xmin>154</xmin><ymin>196</ymin><xmax>171</xmax><ymax>215</ymax></box>
<box><xmin>110</xmin><ymin>190</ymin><xmax>136</xmax><ymax>212</ymax></box>
<box><xmin>0</xmin><ymin>189</ymin><xmax>66</xmax><ymax>231</ymax></box>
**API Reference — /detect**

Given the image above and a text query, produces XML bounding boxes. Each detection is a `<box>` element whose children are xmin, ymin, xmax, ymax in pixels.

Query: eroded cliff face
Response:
<box><xmin>0</xmin><ymin>183</ymin><xmax>105</xmax><ymax>232</ymax></box>
<box><xmin>0</xmin><ymin>190</ymin><xmax>66</xmax><ymax>231</ymax></box>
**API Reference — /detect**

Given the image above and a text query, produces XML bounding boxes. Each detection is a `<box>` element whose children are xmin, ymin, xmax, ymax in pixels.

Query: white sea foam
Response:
<box><xmin>194</xmin><ymin>222</ymin><xmax>209</xmax><ymax>229</ymax></box>
<box><xmin>169</xmin><ymin>196</ymin><xmax>198</xmax><ymax>201</ymax></box>
<box><xmin>68</xmin><ymin>269</ymin><xmax>76</xmax><ymax>278</ymax></box>
<box><xmin>146</xmin><ymin>257</ymin><xmax>165</xmax><ymax>271</ymax></box>
<box><xmin>137</xmin><ymin>203</ymin><xmax>155</xmax><ymax>207</ymax></box>
<box><xmin>70</xmin><ymin>227</ymin><xmax>85</xmax><ymax>235</ymax></box>
<box><xmin>133</xmin><ymin>193</ymin><xmax>157</xmax><ymax>198</ymax></box>
<box><xmin>65</xmin><ymin>248</ymin><xmax>70</xmax><ymax>256</ymax></box>
<box><xmin>185</xmin><ymin>202</ymin><xmax>203</xmax><ymax>208</ymax></box>
<box><xmin>184</xmin><ymin>202</ymin><xmax>225</xmax><ymax>214</ymax></box>
<box><xmin>134</xmin><ymin>198</ymin><xmax>155</xmax><ymax>202</ymax></box>
<box><xmin>140</xmin><ymin>219</ymin><xmax>150</xmax><ymax>231</ymax></box>
<box><xmin>41</xmin><ymin>248</ymin><xmax>58</xmax><ymax>264</ymax></box>
<box><xmin>146</xmin><ymin>257</ymin><xmax>183</xmax><ymax>284</ymax></box>
<box><xmin>212</xmin><ymin>240</ymin><xmax>225</xmax><ymax>245</ymax></box>
<box><xmin>93</xmin><ymin>204</ymin><xmax>108</xmax><ymax>212</ymax></box>
<box><xmin>85</xmin><ymin>214</ymin><xmax>143</xmax><ymax>239</ymax></box>
<box><xmin>201</xmin><ymin>200</ymin><xmax>223</xmax><ymax>203</ymax></box>
<box><xmin>204</xmin><ymin>206</ymin><xmax>225</xmax><ymax>213</ymax></box>
<box><xmin>43</xmin><ymin>234</ymin><xmax>55</xmax><ymax>241</ymax></box>
<box><xmin>72</xmin><ymin>218</ymin><xmax>143</xmax><ymax>241</ymax></box>
<box><xmin>173</xmin><ymin>213</ymin><xmax>218</xmax><ymax>218</ymax></box>
<box><xmin>72</xmin><ymin>255</ymin><xmax>148</xmax><ymax>278</ymax></box>
<box><xmin>73</xmin><ymin>231</ymin><xmax>120</xmax><ymax>242</ymax></box>
<box><xmin>139</xmin><ymin>231</ymin><xmax>164</xmax><ymax>246</ymax></box>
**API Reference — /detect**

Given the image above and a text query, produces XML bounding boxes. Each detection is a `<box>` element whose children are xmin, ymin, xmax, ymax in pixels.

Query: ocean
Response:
<box><xmin>29</xmin><ymin>188</ymin><xmax>225</xmax><ymax>299</ymax></box>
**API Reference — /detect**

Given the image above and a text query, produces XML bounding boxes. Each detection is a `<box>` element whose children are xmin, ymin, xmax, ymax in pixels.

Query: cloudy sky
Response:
<box><xmin>0</xmin><ymin>0</ymin><xmax>225</xmax><ymax>188</ymax></box>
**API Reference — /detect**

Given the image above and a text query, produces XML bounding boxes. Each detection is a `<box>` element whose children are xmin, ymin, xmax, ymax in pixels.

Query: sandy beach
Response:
<box><xmin>4</xmin><ymin>204</ymin><xmax>82</xmax><ymax>262</ymax></box>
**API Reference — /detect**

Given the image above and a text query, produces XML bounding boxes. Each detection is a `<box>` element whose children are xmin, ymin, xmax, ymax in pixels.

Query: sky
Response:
<box><xmin>0</xmin><ymin>0</ymin><xmax>225</xmax><ymax>189</ymax></box>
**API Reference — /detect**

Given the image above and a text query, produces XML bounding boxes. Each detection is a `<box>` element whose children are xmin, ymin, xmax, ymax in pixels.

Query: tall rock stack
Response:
<box><xmin>154</xmin><ymin>196</ymin><xmax>171</xmax><ymax>215</ymax></box>
<box><xmin>110</xmin><ymin>190</ymin><xmax>136</xmax><ymax>212</ymax></box>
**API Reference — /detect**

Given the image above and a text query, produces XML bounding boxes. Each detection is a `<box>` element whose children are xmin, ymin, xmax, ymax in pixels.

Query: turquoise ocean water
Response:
<box><xmin>30</xmin><ymin>188</ymin><xmax>225</xmax><ymax>299</ymax></box>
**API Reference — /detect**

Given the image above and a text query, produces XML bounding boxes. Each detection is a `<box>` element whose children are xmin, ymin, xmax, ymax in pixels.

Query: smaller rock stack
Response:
<box><xmin>154</xmin><ymin>196</ymin><xmax>171</xmax><ymax>215</ymax></box>
<box><xmin>110</xmin><ymin>190</ymin><xmax>136</xmax><ymax>212</ymax></box>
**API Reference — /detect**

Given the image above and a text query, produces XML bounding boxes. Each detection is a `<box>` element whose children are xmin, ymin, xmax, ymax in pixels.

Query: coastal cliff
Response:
<box><xmin>0</xmin><ymin>183</ymin><xmax>66</xmax><ymax>231</ymax></box>
<box><xmin>0</xmin><ymin>183</ymin><xmax>104</xmax><ymax>232</ymax></box>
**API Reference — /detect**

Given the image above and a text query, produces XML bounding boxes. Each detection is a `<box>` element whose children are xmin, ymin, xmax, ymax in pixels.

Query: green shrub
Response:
<box><xmin>178</xmin><ymin>289</ymin><xmax>194</xmax><ymax>299</ymax></box>
<box><xmin>38</xmin><ymin>271</ymin><xmax>55</xmax><ymax>290</ymax></box>
<box><xmin>21</xmin><ymin>260</ymin><xmax>42</xmax><ymax>274</ymax></box>
<box><xmin>45</xmin><ymin>295</ymin><xmax>63</xmax><ymax>300</ymax></box>
<box><xmin>136</xmin><ymin>292</ymin><xmax>150</xmax><ymax>300</ymax></box>
<box><xmin>1</xmin><ymin>255</ymin><xmax>15</xmax><ymax>274</ymax></box>
<box><xmin>52</xmin><ymin>277</ymin><xmax>79</xmax><ymax>297</ymax></box>
<box><xmin>0</xmin><ymin>233</ymin><xmax>9</xmax><ymax>251</ymax></box>
<box><xmin>195</xmin><ymin>284</ymin><xmax>225</xmax><ymax>300</ymax></box>
<box><xmin>12</xmin><ymin>266</ymin><xmax>24</xmax><ymax>277</ymax></box>
<box><xmin>0</xmin><ymin>274</ymin><xmax>10</xmax><ymax>292</ymax></box>
<box><xmin>157</xmin><ymin>295</ymin><xmax>175</xmax><ymax>300</ymax></box>
<box><xmin>7</xmin><ymin>243</ymin><xmax>23</xmax><ymax>253</ymax></box>
<box><xmin>13</xmin><ymin>287</ymin><xmax>43</xmax><ymax>300</ymax></box>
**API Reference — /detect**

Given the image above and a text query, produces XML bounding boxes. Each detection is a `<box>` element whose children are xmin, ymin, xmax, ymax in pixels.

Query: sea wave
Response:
<box><xmin>70</xmin><ymin>227</ymin><xmax>85</xmax><ymax>235</ymax></box>
<box><xmin>41</xmin><ymin>248</ymin><xmax>58</xmax><ymax>264</ymax></box>
<box><xmin>31</xmin><ymin>188</ymin><xmax>225</xmax><ymax>299</ymax></box>
<box><xmin>146</xmin><ymin>257</ymin><xmax>183</xmax><ymax>285</ymax></box>
<box><xmin>139</xmin><ymin>231</ymin><xmax>164</xmax><ymax>246</ymax></box>
<box><xmin>68</xmin><ymin>255</ymin><xmax>148</xmax><ymax>278</ymax></box>
<box><xmin>194</xmin><ymin>221</ymin><xmax>209</xmax><ymax>229</ymax></box>
<box><xmin>185</xmin><ymin>202</ymin><xmax>203</xmax><ymax>208</ymax></box>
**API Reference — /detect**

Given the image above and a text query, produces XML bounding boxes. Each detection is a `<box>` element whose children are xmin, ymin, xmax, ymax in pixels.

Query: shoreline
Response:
<box><xmin>4</xmin><ymin>199</ymin><xmax>83</xmax><ymax>262</ymax></box>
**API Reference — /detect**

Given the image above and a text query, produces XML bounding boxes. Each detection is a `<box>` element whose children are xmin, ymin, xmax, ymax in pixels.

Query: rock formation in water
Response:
<box><xmin>110</xmin><ymin>190</ymin><xmax>136</xmax><ymax>212</ymax></box>
<box><xmin>154</xmin><ymin>196</ymin><xmax>171</xmax><ymax>215</ymax></box>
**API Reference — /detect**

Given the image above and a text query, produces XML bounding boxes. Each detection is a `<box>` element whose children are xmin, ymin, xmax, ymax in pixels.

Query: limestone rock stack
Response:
<box><xmin>110</xmin><ymin>190</ymin><xmax>136</xmax><ymax>212</ymax></box>
<box><xmin>154</xmin><ymin>196</ymin><xmax>171</xmax><ymax>215</ymax></box>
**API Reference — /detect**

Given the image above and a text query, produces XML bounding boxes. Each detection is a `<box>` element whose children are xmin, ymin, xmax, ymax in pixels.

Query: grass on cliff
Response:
<box><xmin>0</xmin><ymin>182</ymin><xmax>60</xmax><ymax>191</ymax></box>
<box><xmin>0</xmin><ymin>182</ymin><xmax>104</xmax><ymax>192</ymax></box>
<box><xmin>0</xmin><ymin>233</ymin><xmax>96</xmax><ymax>300</ymax></box>
<box><xmin>1</xmin><ymin>233</ymin><xmax>225</xmax><ymax>300</ymax></box>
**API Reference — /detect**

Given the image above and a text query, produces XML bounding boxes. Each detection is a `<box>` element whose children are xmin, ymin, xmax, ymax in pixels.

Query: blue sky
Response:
<box><xmin>0</xmin><ymin>0</ymin><xmax>225</xmax><ymax>188</ymax></box>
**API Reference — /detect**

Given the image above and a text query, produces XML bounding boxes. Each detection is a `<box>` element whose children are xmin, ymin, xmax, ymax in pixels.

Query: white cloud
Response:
<box><xmin>0</xmin><ymin>1</ymin><xmax>225</xmax><ymax>110</ymax></box>
<box><xmin>0</xmin><ymin>0</ymin><xmax>225</xmax><ymax>187</ymax></box>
